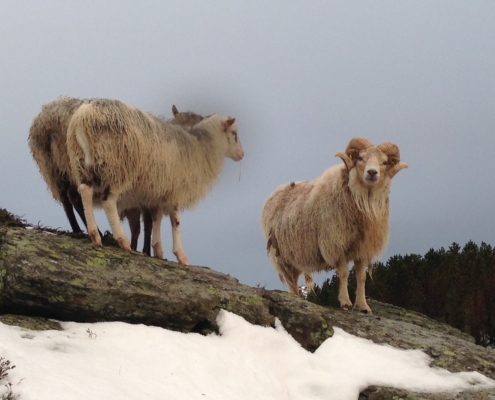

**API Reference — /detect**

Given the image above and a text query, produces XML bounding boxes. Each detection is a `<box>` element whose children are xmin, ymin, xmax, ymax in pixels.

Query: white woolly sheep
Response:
<box><xmin>29</xmin><ymin>97</ymin><xmax>202</xmax><ymax>255</ymax></box>
<box><xmin>66</xmin><ymin>98</ymin><xmax>244</xmax><ymax>265</ymax></box>
<box><xmin>261</xmin><ymin>138</ymin><xmax>407</xmax><ymax>313</ymax></box>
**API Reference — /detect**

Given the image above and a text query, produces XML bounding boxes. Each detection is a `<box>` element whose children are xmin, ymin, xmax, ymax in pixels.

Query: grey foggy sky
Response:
<box><xmin>1</xmin><ymin>1</ymin><xmax>494</xmax><ymax>290</ymax></box>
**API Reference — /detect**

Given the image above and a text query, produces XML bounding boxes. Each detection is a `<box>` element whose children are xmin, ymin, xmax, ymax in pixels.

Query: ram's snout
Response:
<box><xmin>363</xmin><ymin>158</ymin><xmax>381</xmax><ymax>185</ymax></box>
<box><xmin>366</xmin><ymin>168</ymin><xmax>378</xmax><ymax>181</ymax></box>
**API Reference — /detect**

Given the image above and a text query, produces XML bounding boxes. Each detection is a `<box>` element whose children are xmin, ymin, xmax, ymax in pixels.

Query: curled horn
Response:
<box><xmin>223</xmin><ymin>117</ymin><xmax>235</xmax><ymax>131</ymax></box>
<box><xmin>335</xmin><ymin>137</ymin><xmax>373</xmax><ymax>171</ymax></box>
<box><xmin>172</xmin><ymin>105</ymin><xmax>179</xmax><ymax>117</ymax></box>
<box><xmin>377</xmin><ymin>142</ymin><xmax>408</xmax><ymax>178</ymax></box>
<box><xmin>345</xmin><ymin>137</ymin><xmax>373</xmax><ymax>153</ymax></box>
<box><xmin>377</xmin><ymin>142</ymin><xmax>400</xmax><ymax>161</ymax></box>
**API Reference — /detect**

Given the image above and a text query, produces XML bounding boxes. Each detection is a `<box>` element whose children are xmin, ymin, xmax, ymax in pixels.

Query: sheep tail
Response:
<box><xmin>74</xmin><ymin>125</ymin><xmax>94</xmax><ymax>169</ymax></box>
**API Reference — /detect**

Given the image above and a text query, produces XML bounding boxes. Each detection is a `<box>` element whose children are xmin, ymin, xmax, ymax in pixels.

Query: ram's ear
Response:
<box><xmin>388</xmin><ymin>161</ymin><xmax>408</xmax><ymax>178</ymax></box>
<box><xmin>335</xmin><ymin>151</ymin><xmax>354</xmax><ymax>170</ymax></box>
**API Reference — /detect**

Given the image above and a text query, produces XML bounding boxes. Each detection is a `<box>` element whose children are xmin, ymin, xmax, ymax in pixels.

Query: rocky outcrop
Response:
<box><xmin>1</xmin><ymin>220</ymin><xmax>494</xmax><ymax>399</ymax></box>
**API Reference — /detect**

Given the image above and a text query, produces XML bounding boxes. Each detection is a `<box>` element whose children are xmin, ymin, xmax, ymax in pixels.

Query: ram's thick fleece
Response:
<box><xmin>67</xmin><ymin>98</ymin><xmax>243</xmax><ymax>262</ymax></box>
<box><xmin>261</xmin><ymin>138</ymin><xmax>407</xmax><ymax>312</ymax></box>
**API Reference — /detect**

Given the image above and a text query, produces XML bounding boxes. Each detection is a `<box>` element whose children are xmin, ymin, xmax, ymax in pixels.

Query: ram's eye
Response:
<box><xmin>357</xmin><ymin>156</ymin><xmax>364</xmax><ymax>161</ymax></box>
<box><xmin>382</xmin><ymin>160</ymin><xmax>390</xmax><ymax>166</ymax></box>
<box><xmin>232</xmin><ymin>131</ymin><xmax>238</xmax><ymax>142</ymax></box>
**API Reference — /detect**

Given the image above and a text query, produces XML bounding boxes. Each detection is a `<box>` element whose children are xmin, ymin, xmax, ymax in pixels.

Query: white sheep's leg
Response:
<box><xmin>169</xmin><ymin>207</ymin><xmax>189</xmax><ymax>265</ymax></box>
<box><xmin>125</xmin><ymin>207</ymin><xmax>141</xmax><ymax>251</ymax></box>
<box><xmin>354</xmin><ymin>260</ymin><xmax>372</xmax><ymax>313</ymax></box>
<box><xmin>102</xmin><ymin>193</ymin><xmax>131</xmax><ymax>251</ymax></box>
<box><xmin>336</xmin><ymin>258</ymin><xmax>352</xmax><ymax>310</ymax></box>
<box><xmin>151</xmin><ymin>208</ymin><xmax>164</xmax><ymax>259</ymax></box>
<box><xmin>78</xmin><ymin>183</ymin><xmax>101</xmax><ymax>246</ymax></box>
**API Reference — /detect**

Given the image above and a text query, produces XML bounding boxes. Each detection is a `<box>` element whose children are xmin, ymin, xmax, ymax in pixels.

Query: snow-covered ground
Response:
<box><xmin>1</xmin><ymin>310</ymin><xmax>494</xmax><ymax>400</ymax></box>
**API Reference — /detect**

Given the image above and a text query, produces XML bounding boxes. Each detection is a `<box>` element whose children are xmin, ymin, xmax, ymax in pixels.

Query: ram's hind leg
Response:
<box><xmin>267</xmin><ymin>242</ymin><xmax>301</xmax><ymax>296</ymax></box>
<box><xmin>102</xmin><ymin>191</ymin><xmax>131</xmax><ymax>251</ymax></box>
<box><xmin>282</xmin><ymin>264</ymin><xmax>301</xmax><ymax>296</ymax></box>
<box><xmin>78</xmin><ymin>183</ymin><xmax>101</xmax><ymax>246</ymax></box>
<box><xmin>354</xmin><ymin>259</ymin><xmax>372</xmax><ymax>313</ymax></box>
<box><xmin>336</xmin><ymin>258</ymin><xmax>352</xmax><ymax>310</ymax></box>
<box><xmin>304</xmin><ymin>273</ymin><xmax>314</xmax><ymax>291</ymax></box>
<box><xmin>288</xmin><ymin>267</ymin><xmax>304</xmax><ymax>295</ymax></box>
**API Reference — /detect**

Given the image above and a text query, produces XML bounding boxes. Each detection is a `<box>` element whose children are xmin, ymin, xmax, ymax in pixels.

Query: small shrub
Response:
<box><xmin>0</xmin><ymin>358</ymin><xmax>15</xmax><ymax>381</ymax></box>
<box><xmin>0</xmin><ymin>209</ymin><xmax>26</xmax><ymax>228</ymax></box>
<box><xmin>0</xmin><ymin>358</ymin><xmax>18</xmax><ymax>400</ymax></box>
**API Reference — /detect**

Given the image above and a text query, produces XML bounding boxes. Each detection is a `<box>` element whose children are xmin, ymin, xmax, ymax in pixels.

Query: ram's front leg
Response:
<box><xmin>354</xmin><ymin>259</ymin><xmax>372</xmax><ymax>313</ymax></box>
<box><xmin>169</xmin><ymin>206</ymin><xmax>189</xmax><ymax>265</ymax></box>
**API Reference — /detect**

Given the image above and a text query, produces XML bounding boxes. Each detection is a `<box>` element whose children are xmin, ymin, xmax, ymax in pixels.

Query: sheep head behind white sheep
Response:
<box><xmin>261</xmin><ymin>137</ymin><xmax>407</xmax><ymax>313</ymax></box>
<box><xmin>171</xmin><ymin>105</ymin><xmax>243</xmax><ymax>162</ymax></box>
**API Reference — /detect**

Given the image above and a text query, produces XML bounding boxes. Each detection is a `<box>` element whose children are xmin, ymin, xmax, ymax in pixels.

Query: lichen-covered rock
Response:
<box><xmin>0</xmin><ymin>226</ymin><xmax>274</xmax><ymax>334</ymax></box>
<box><xmin>1</xmin><ymin>224</ymin><xmax>494</xmax><ymax>399</ymax></box>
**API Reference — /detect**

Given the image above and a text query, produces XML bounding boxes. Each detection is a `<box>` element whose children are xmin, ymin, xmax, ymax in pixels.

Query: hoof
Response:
<box><xmin>152</xmin><ymin>243</ymin><xmax>164</xmax><ymax>259</ymax></box>
<box><xmin>89</xmin><ymin>231</ymin><xmax>102</xmax><ymax>247</ymax></box>
<box><xmin>341</xmin><ymin>304</ymin><xmax>352</xmax><ymax>311</ymax></box>
<box><xmin>174</xmin><ymin>250</ymin><xmax>189</xmax><ymax>266</ymax></box>
<box><xmin>117</xmin><ymin>237</ymin><xmax>131</xmax><ymax>251</ymax></box>
<box><xmin>354</xmin><ymin>305</ymin><xmax>372</xmax><ymax>314</ymax></box>
<box><xmin>153</xmin><ymin>251</ymin><xmax>164</xmax><ymax>259</ymax></box>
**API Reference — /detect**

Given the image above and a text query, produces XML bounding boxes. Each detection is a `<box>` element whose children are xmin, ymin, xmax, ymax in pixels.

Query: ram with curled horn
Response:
<box><xmin>261</xmin><ymin>137</ymin><xmax>408</xmax><ymax>313</ymax></box>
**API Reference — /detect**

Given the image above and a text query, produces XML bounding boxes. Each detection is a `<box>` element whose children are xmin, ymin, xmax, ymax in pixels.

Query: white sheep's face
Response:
<box><xmin>353</xmin><ymin>147</ymin><xmax>390</xmax><ymax>189</ymax></box>
<box><xmin>223</xmin><ymin>120</ymin><xmax>244</xmax><ymax>162</ymax></box>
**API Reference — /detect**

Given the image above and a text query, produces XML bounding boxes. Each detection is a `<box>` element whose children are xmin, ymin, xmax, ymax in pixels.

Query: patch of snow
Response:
<box><xmin>0</xmin><ymin>310</ymin><xmax>493</xmax><ymax>400</ymax></box>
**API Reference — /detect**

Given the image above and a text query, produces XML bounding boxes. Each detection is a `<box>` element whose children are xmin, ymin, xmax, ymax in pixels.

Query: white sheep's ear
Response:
<box><xmin>172</xmin><ymin>105</ymin><xmax>179</xmax><ymax>117</ymax></box>
<box><xmin>335</xmin><ymin>151</ymin><xmax>354</xmax><ymax>171</ymax></box>
<box><xmin>388</xmin><ymin>161</ymin><xmax>408</xmax><ymax>178</ymax></box>
<box><xmin>223</xmin><ymin>118</ymin><xmax>235</xmax><ymax>130</ymax></box>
